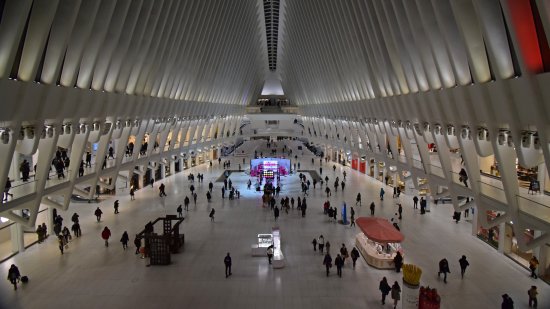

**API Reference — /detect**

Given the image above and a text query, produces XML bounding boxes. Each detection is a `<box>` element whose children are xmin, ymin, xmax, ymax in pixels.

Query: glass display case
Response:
<box><xmin>252</xmin><ymin>233</ymin><xmax>273</xmax><ymax>256</ymax></box>
<box><xmin>257</xmin><ymin>234</ymin><xmax>273</xmax><ymax>248</ymax></box>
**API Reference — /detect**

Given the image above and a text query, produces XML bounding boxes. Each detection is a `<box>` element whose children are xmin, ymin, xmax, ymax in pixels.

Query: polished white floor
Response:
<box><xmin>0</xmin><ymin>143</ymin><xmax>549</xmax><ymax>309</ymax></box>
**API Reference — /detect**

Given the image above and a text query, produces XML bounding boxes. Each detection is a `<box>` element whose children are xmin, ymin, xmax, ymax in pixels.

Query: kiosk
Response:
<box><xmin>251</xmin><ymin>234</ymin><xmax>273</xmax><ymax>256</ymax></box>
<box><xmin>355</xmin><ymin>217</ymin><xmax>404</xmax><ymax>269</ymax></box>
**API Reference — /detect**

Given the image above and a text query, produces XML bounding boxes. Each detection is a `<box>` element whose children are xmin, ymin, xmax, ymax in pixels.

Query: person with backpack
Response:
<box><xmin>177</xmin><ymin>205</ymin><xmax>183</xmax><ymax>218</ymax></box>
<box><xmin>209</xmin><ymin>209</ymin><xmax>215</xmax><ymax>222</ymax></box>
<box><xmin>438</xmin><ymin>258</ymin><xmax>451</xmax><ymax>283</ymax></box>
<box><xmin>379</xmin><ymin>277</ymin><xmax>391</xmax><ymax>305</ymax></box>
<box><xmin>7</xmin><ymin>264</ymin><xmax>21</xmax><ymax>290</ymax></box>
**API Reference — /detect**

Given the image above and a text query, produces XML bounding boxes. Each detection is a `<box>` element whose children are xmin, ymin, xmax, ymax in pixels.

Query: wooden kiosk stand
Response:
<box><xmin>355</xmin><ymin>217</ymin><xmax>404</xmax><ymax>269</ymax></box>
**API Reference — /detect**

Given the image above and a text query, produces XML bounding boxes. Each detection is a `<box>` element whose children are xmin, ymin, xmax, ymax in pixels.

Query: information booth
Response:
<box><xmin>355</xmin><ymin>217</ymin><xmax>404</xmax><ymax>269</ymax></box>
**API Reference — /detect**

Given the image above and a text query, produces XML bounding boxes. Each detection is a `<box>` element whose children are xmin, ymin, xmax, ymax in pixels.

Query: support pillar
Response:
<box><xmin>170</xmin><ymin>160</ymin><xmax>176</xmax><ymax>175</ymax></box>
<box><xmin>10</xmin><ymin>212</ymin><xmax>24</xmax><ymax>253</ymax></box>
<box><xmin>498</xmin><ymin>222</ymin><xmax>506</xmax><ymax>253</ymax></box>
<box><xmin>47</xmin><ymin>207</ymin><xmax>55</xmax><ymax>237</ymax></box>
<box><xmin>538</xmin><ymin>163</ymin><xmax>546</xmax><ymax>192</ymax></box>
<box><xmin>160</xmin><ymin>163</ymin><xmax>166</xmax><ymax>179</ymax></box>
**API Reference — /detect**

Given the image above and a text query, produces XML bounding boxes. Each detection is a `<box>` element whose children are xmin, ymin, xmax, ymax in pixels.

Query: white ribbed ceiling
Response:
<box><xmin>0</xmin><ymin>0</ymin><xmax>267</xmax><ymax>105</ymax></box>
<box><xmin>0</xmin><ymin>0</ymin><xmax>546</xmax><ymax>107</ymax></box>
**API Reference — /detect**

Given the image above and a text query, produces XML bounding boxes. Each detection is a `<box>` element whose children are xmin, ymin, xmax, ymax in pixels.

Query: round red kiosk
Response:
<box><xmin>355</xmin><ymin>217</ymin><xmax>404</xmax><ymax>269</ymax></box>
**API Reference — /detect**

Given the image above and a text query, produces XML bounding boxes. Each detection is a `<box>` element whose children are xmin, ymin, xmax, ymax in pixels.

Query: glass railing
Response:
<box><xmin>412</xmin><ymin>158</ymin><xmax>423</xmax><ymax>170</ymax></box>
<box><xmin>517</xmin><ymin>195</ymin><xmax>550</xmax><ymax>223</ymax></box>
<box><xmin>429</xmin><ymin>164</ymin><xmax>445</xmax><ymax>178</ymax></box>
<box><xmin>478</xmin><ymin>180</ymin><xmax>507</xmax><ymax>204</ymax></box>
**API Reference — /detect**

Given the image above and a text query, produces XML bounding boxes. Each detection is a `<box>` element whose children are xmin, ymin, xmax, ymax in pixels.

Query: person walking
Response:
<box><xmin>94</xmin><ymin>207</ymin><xmax>103</xmax><ymax>222</ymax></box>
<box><xmin>356</xmin><ymin>193</ymin><xmax>361</xmax><ymax>206</ymax></box>
<box><xmin>58</xmin><ymin>235</ymin><xmax>65</xmax><ymax>254</ymax></box>
<box><xmin>184</xmin><ymin>196</ymin><xmax>190</xmax><ymax>211</ymax></box>
<box><xmin>398</xmin><ymin>204</ymin><xmax>403</xmax><ymax>220</ymax></box>
<box><xmin>323</xmin><ymin>252</ymin><xmax>332</xmax><ymax>277</ymax></box>
<box><xmin>501</xmin><ymin>294</ymin><xmax>514</xmax><ymax>309</ymax></box>
<box><xmin>3</xmin><ymin>177</ymin><xmax>12</xmax><ymax>202</ymax></box>
<box><xmin>177</xmin><ymin>205</ymin><xmax>183</xmax><ymax>218</ymax></box>
<box><xmin>380</xmin><ymin>188</ymin><xmax>385</xmax><ymax>200</ymax></box>
<box><xmin>459</xmin><ymin>255</ymin><xmax>470</xmax><ymax>279</ymax></box>
<box><xmin>529</xmin><ymin>256</ymin><xmax>539</xmax><ymax>279</ymax></box>
<box><xmin>312</xmin><ymin>238</ymin><xmax>317</xmax><ymax>251</ymax></box>
<box><xmin>159</xmin><ymin>183</ymin><xmax>167</xmax><ymax>197</ymax></box>
<box><xmin>340</xmin><ymin>244</ymin><xmax>349</xmax><ymax>264</ymax></box>
<box><xmin>224</xmin><ymin>253</ymin><xmax>232</xmax><ymax>278</ymax></box>
<box><xmin>391</xmin><ymin>281</ymin><xmax>401</xmax><ymax>309</ymax></box>
<box><xmin>193</xmin><ymin>192</ymin><xmax>197</xmax><ymax>205</ymax></box>
<box><xmin>134</xmin><ymin>236</ymin><xmax>141</xmax><ymax>254</ymax></box>
<box><xmin>101</xmin><ymin>227</ymin><xmax>111</xmax><ymax>247</ymax></box>
<box><xmin>528</xmin><ymin>285</ymin><xmax>538</xmax><ymax>308</ymax></box>
<box><xmin>267</xmin><ymin>245</ymin><xmax>274</xmax><ymax>264</ymax></box>
<box><xmin>274</xmin><ymin>206</ymin><xmax>280</xmax><ymax>221</ymax></box>
<box><xmin>326</xmin><ymin>241</ymin><xmax>331</xmax><ymax>254</ymax></box>
<box><xmin>120</xmin><ymin>231</ymin><xmax>129</xmax><ymax>250</ymax></box>
<box><xmin>350</xmin><ymin>207</ymin><xmax>356</xmax><ymax>227</ymax></box>
<box><xmin>114</xmin><ymin>200</ymin><xmax>119</xmax><ymax>214</ymax></box>
<box><xmin>335</xmin><ymin>254</ymin><xmax>344</xmax><ymax>277</ymax></box>
<box><xmin>379</xmin><ymin>277</ymin><xmax>391</xmax><ymax>305</ymax></box>
<box><xmin>209</xmin><ymin>208</ymin><xmax>215</xmax><ymax>222</ymax></box>
<box><xmin>393</xmin><ymin>251</ymin><xmax>403</xmax><ymax>273</ymax></box>
<box><xmin>438</xmin><ymin>258</ymin><xmax>451</xmax><ymax>283</ymax></box>
<box><xmin>7</xmin><ymin>264</ymin><xmax>21</xmax><ymax>290</ymax></box>
<box><xmin>318</xmin><ymin>235</ymin><xmax>325</xmax><ymax>253</ymax></box>
<box><xmin>350</xmin><ymin>247</ymin><xmax>360</xmax><ymax>269</ymax></box>
<box><xmin>130</xmin><ymin>187</ymin><xmax>135</xmax><ymax>200</ymax></box>
<box><xmin>71</xmin><ymin>222</ymin><xmax>81</xmax><ymax>237</ymax></box>
<box><xmin>413</xmin><ymin>196</ymin><xmax>419</xmax><ymax>209</ymax></box>
<box><xmin>209</xmin><ymin>181</ymin><xmax>213</xmax><ymax>192</ymax></box>
<box><xmin>370</xmin><ymin>202</ymin><xmax>375</xmax><ymax>216</ymax></box>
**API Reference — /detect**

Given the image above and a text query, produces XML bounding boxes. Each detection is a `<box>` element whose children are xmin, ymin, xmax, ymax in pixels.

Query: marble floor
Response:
<box><xmin>0</xmin><ymin>142</ymin><xmax>548</xmax><ymax>309</ymax></box>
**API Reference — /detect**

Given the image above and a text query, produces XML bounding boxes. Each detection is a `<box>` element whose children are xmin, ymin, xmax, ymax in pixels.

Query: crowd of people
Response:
<box><xmin>3</xmin><ymin>142</ymin><xmax>543</xmax><ymax>308</ymax></box>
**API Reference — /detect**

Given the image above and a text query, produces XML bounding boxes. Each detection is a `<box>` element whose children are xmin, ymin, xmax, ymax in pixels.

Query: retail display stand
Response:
<box><xmin>272</xmin><ymin>227</ymin><xmax>285</xmax><ymax>268</ymax></box>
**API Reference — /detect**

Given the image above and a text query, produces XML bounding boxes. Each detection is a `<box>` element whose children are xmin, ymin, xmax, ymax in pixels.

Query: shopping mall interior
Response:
<box><xmin>1</xmin><ymin>0</ymin><xmax>550</xmax><ymax>308</ymax></box>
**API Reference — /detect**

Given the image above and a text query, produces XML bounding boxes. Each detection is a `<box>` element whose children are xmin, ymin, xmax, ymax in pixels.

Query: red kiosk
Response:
<box><xmin>355</xmin><ymin>217</ymin><xmax>404</xmax><ymax>269</ymax></box>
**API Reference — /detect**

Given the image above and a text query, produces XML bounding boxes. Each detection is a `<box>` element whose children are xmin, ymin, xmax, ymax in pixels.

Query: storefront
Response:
<box><xmin>504</xmin><ymin>223</ymin><xmax>534</xmax><ymax>268</ymax></box>
<box><xmin>476</xmin><ymin>210</ymin><xmax>501</xmax><ymax>250</ymax></box>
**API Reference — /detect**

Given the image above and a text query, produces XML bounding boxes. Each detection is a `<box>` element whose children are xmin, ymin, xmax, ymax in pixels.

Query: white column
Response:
<box><xmin>538</xmin><ymin>163</ymin><xmax>546</xmax><ymax>192</ymax></box>
<box><xmin>160</xmin><ymin>163</ymin><xmax>166</xmax><ymax>179</ymax></box>
<box><xmin>47</xmin><ymin>207</ymin><xmax>55</xmax><ymax>236</ymax></box>
<box><xmin>498</xmin><ymin>222</ymin><xmax>506</xmax><ymax>253</ymax></box>
<box><xmin>10</xmin><ymin>212</ymin><xmax>24</xmax><ymax>253</ymax></box>
<box><xmin>170</xmin><ymin>160</ymin><xmax>175</xmax><ymax>175</ymax></box>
